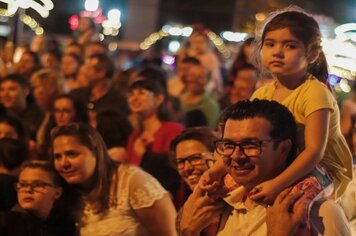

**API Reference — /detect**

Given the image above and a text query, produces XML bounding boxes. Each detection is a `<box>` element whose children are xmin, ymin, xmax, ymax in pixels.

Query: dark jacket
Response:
<box><xmin>0</xmin><ymin>204</ymin><xmax>77</xmax><ymax>236</ymax></box>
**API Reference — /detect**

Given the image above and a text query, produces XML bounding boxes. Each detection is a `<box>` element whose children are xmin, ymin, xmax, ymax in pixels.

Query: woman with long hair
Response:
<box><xmin>51</xmin><ymin>123</ymin><xmax>177</xmax><ymax>235</ymax></box>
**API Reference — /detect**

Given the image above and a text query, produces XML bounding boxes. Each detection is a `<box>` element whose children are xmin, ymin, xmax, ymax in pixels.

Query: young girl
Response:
<box><xmin>0</xmin><ymin>161</ymin><xmax>76</xmax><ymax>236</ymax></box>
<box><xmin>203</xmin><ymin>6</ymin><xmax>352</xmax><ymax>205</ymax></box>
<box><xmin>249</xmin><ymin>6</ymin><xmax>352</xmax><ymax>201</ymax></box>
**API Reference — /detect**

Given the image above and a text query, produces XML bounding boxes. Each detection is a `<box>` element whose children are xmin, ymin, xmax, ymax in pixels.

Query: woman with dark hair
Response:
<box><xmin>52</xmin><ymin>94</ymin><xmax>88</xmax><ymax>126</ymax></box>
<box><xmin>228</xmin><ymin>37</ymin><xmax>255</xmax><ymax>84</ymax></box>
<box><xmin>15</xmin><ymin>50</ymin><xmax>41</xmax><ymax>80</ymax></box>
<box><xmin>39</xmin><ymin>94</ymin><xmax>88</xmax><ymax>160</ymax></box>
<box><xmin>126</xmin><ymin>79</ymin><xmax>183</xmax><ymax>164</ymax></box>
<box><xmin>51</xmin><ymin>123</ymin><xmax>177</xmax><ymax>235</ymax></box>
<box><xmin>61</xmin><ymin>53</ymin><xmax>84</xmax><ymax>92</ymax></box>
<box><xmin>126</xmin><ymin>79</ymin><xmax>184</xmax><ymax>206</ymax></box>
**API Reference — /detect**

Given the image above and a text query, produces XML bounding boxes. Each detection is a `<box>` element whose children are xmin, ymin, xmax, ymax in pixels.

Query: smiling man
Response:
<box><xmin>180</xmin><ymin>99</ymin><xmax>350</xmax><ymax>236</ymax></box>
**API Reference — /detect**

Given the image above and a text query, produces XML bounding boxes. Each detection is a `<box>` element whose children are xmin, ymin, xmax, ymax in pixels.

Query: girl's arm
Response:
<box><xmin>135</xmin><ymin>193</ymin><xmax>178</xmax><ymax>236</ymax></box>
<box><xmin>199</xmin><ymin>152</ymin><xmax>227</xmax><ymax>193</ymax></box>
<box><xmin>251</xmin><ymin>109</ymin><xmax>330</xmax><ymax>201</ymax></box>
<box><xmin>340</xmin><ymin>100</ymin><xmax>353</xmax><ymax>136</ymax></box>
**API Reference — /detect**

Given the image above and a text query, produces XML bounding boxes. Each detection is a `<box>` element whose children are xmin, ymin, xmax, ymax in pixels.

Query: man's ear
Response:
<box><xmin>307</xmin><ymin>49</ymin><xmax>320</xmax><ymax>65</ymax></box>
<box><xmin>278</xmin><ymin>139</ymin><xmax>292</xmax><ymax>161</ymax></box>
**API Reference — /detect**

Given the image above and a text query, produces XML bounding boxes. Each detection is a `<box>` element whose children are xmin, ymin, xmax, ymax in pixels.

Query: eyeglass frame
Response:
<box><xmin>175</xmin><ymin>152</ymin><xmax>215</xmax><ymax>169</ymax></box>
<box><xmin>15</xmin><ymin>181</ymin><xmax>58</xmax><ymax>193</ymax></box>
<box><xmin>214</xmin><ymin>139</ymin><xmax>280</xmax><ymax>157</ymax></box>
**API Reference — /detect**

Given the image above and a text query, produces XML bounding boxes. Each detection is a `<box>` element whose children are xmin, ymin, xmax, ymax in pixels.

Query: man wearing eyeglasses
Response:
<box><xmin>170</xmin><ymin>127</ymin><xmax>225</xmax><ymax>236</ymax></box>
<box><xmin>180</xmin><ymin>99</ymin><xmax>350</xmax><ymax>236</ymax></box>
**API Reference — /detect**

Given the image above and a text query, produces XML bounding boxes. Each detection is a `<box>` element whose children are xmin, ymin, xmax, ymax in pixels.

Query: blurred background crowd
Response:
<box><xmin>0</xmin><ymin>0</ymin><xmax>356</xmax><ymax>235</ymax></box>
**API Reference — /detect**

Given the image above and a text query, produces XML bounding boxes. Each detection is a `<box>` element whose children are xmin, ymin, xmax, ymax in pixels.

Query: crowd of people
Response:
<box><xmin>0</xmin><ymin>5</ymin><xmax>356</xmax><ymax>236</ymax></box>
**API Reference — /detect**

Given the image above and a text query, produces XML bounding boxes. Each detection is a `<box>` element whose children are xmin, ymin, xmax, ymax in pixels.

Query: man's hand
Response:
<box><xmin>180</xmin><ymin>186</ymin><xmax>225</xmax><ymax>236</ymax></box>
<box><xmin>266</xmin><ymin>187</ymin><xmax>307</xmax><ymax>236</ymax></box>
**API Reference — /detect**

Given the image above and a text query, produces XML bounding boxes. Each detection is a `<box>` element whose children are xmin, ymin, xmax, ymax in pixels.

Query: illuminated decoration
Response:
<box><xmin>0</xmin><ymin>8</ymin><xmax>44</xmax><ymax>34</ymax></box>
<box><xmin>334</xmin><ymin>23</ymin><xmax>356</xmax><ymax>42</ymax></box>
<box><xmin>20</xmin><ymin>13</ymin><xmax>43</xmax><ymax>35</ymax></box>
<box><xmin>255</xmin><ymin>13</ymin><xmax>266</xmax><ymax>22</ymax></box>
<box><xmin>0</xmin><ymin>0</ymin><xmax>54</xmax><ymax>18</ymax></box>
<box><xmin>206</xmin><ymin>31</ymin><xmax>231</xmax><ymax>58</ymax></box>
<box><xmin>322</xmin><ymin>37</ymin><xmax>356</xmax><ymax>84</ymax></box>
<box><xmin>68</xmin><ymin>14</ymin><xmax>79</xmax><ymax>30</ymax></box>
<box><xmin>140</xmin><ymin>24</ymin><xmax>231</xmax><ymax>58</ymax></box>
<box><xmin>102</xmin><ymin>8</ymin><xmax>121</xmax><ymax>36</ymax></box>
<box><xmin>221</xmin><ymin>31</ymin><xmax>248</xmax><ymax>42</ymax></box>
<box><xmin>168</xmin><ymin>40</ymin><xmax>180</xmax><ymax>53</ymax></box>
<box><xmin>162</xmin><ymin>55</ymin><xmax>175</xmax><ymax>65</ymax></box>
<box><xmin>80</xmin><ymin>8</ymin><xmax>106</xmax><ymax>24</ymax></box>
<box><xmin>162</xmin><ymin>25</ymin><xmax>193</xmax><ymax>37</ymax></box>
<box><xmin>69</xmin><ymin>8</ymin><xmax>106</xmax><ymax>31</ymax></box>
<box><xmin>84</xmin><ymin>0</ymin><xmax>98</xmax><ymax>12</ymax></box>
<box><xmin>140</xmin><ymin>30</ymin><xmax>169</xmax><ymax>50</ymax></box>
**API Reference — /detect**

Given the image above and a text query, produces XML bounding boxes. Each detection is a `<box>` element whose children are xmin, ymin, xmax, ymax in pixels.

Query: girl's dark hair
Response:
<box><xmin>129</xmin><ymin>79</ymin><xmax>172</xmax><ymax>121</ymax></box>
<box><xmin>255</xmin><ymin>8</ymin><xmax>328</xmax><ymax>84</ymax></box>
<box><xmin>53</xmin><ymin>94</ymin><xmax>89</xmax><ymax>124</ymax></box>
<box><xmin>50</xmin><ymin>123</ymin><xmax>118</xmax><ymax>214</ymax></box>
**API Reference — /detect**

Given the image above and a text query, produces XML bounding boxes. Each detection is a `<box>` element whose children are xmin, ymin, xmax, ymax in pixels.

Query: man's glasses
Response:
<box><xmin>175</xmin><ymin>153</ymin><xmax>214</xmax><ymax>169</ymax></box>
<box><xmin>214</xmin><ymin>139</ymin><xmax>278</xmax><ymax>157</ymax></box>
<box><xmin>15</xmin><ymin>181</ymin><xmax>57</xmax><ymax>193</ymax></box>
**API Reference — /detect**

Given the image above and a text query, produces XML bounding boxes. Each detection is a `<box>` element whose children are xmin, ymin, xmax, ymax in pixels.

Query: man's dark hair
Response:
<box><xmin>89</xmin><ymin>53</ymin><xmax>114</xmax><ymax>78</ymax></box>
<box><xmin>0</xmin><ymin>115</ymin><xmax>28</xmax><ymax>142</ymax></box>
<box><xmin>1</xmin><ymin>73</ymin><xmax>30</xmax><ymax>88</ymax></box>
<box><xmin>219</xmin><ymin>99</ymin><xmax>297</xmax><ymax>165</ymax></box>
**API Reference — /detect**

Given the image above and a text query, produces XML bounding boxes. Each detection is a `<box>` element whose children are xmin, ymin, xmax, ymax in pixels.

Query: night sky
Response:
<box><xmin>18</xmin><ymin>0</ymin><xmax>356</xmax><ymax>35</ymax></box>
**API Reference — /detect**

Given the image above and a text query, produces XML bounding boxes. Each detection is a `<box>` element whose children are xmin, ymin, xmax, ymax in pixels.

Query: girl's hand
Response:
<box><xmin>199</xmin><ymin>170</ymin><xmax>221</xmax><ymax>192</ymax></box>
<box><xmin>249</xmin><ymin>179</ymin><xmax>282</xmax><ymax>204</ymax></box>
<box><xmin>198</xmin><ymin>170</ymin><xmax>229</xmax><ymax>200</ymax></box>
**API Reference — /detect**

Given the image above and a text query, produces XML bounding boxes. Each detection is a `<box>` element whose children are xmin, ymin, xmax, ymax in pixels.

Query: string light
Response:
<box><xmin>1</xmin><ymin>0</ymin><xmax>54</xmax><ymax>18</ymax></box>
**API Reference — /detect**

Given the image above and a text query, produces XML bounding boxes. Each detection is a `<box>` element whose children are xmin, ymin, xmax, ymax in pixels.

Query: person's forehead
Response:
<box><xmin>55</xmin><ymin>98</ymin><xmax>74</xmax><ymax>107</ymax></box>
<box><xmin>0</xmin><ymin>80</ymin><xmax>21</xmax><ymax>89</ymax></box>
<box><xmin>20</xmin><ymin>168</ymin><xmax>52</xmax><ymax>182</ymax></box>
<box><xmin>175</xmin><ymin>139</ymin><xmax>209</xmax><ymax>158</ymax></box>
<box><xmin>223</xmin><ymin>117</ymin><xmax>271</xmax><ymax>140</ymax></box>
<box><xmin>87</xmin><ymin>57</ymin><xmax>100</xmax><ymax>66</ymax></box>
<box><xmin>188</xmin><ymin>65</ymin><xmax>205</xmax><ymax>75</ymax></box>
